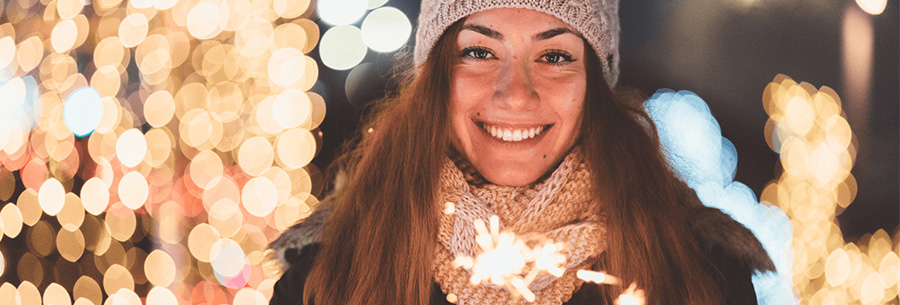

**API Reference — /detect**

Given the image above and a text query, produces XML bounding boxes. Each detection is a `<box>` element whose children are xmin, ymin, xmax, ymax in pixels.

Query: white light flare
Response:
<box><xmin>576</xmin><ymin>270</ymin><xmax>621</xmax><ymax>285</ymax></box>
<box><xmin>453</xmin><ymin>215</ymin><xmax>568</xmax><ymax>302</ymax></box>
<box><xmin>615</xmin><ymin>283</ymin><xmax>646</xmax><ymax>305</ymax></box>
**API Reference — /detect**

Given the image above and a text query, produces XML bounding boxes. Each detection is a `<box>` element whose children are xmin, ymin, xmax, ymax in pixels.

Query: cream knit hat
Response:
<box><xmin>413</xmin><ymin>0</ymin><xmax>621</xmax><ymax>87</ymax></box>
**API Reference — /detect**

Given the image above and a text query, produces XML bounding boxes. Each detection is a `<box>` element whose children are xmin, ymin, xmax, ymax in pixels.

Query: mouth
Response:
<box><xmin>474</xmin><ymin>120</ymin><xmax>553</xmax><ymax>143</ymax></box>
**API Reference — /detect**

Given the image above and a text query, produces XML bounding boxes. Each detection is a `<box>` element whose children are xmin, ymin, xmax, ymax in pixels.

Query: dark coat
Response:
<box><xmin>268</xmin><ymin>206</ymin><xmax>775</xmax><ymax>305</ymax></box>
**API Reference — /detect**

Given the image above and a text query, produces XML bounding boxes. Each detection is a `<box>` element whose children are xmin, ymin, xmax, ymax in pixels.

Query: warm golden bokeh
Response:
<box><xmin>761</xmin><ymin>75</ymin><xmax>899</xmax><ymax>304</ymax></box>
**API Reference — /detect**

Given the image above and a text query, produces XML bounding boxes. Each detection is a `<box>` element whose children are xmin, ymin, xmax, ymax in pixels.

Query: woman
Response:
<box><xmin>269</xmin><ymin>0</ymin><xmax>775</xmax><ymax>304</ymax></box>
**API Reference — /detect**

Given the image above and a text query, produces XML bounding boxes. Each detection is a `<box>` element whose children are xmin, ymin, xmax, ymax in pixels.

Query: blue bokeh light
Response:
<box><xmin>63</xmin><ymin>86</ymin><xmax>104</xmax><ymax>137</ymax></box>
<box><xmin>646</xmin><ymin>89</ymin><xmax>796</xmax><ymax>305</ymax></box>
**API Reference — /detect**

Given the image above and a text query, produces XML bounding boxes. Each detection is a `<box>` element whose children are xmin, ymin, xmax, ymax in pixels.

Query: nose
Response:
<box><xmin>491</xmin><ymin>56</ymin><xmax>539</xmax><ymax>110</ymax></box>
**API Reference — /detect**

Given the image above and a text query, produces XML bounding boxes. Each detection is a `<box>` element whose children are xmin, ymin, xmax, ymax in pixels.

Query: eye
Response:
<box><xmin>461</xmin><ymin>47</ymin><xmax>496</xmax><ymax>60</ymax></box>
<box><xmin>538</xmin><ymin>50</ymin><xmax>576</xmax><ymax>65</ymax></box>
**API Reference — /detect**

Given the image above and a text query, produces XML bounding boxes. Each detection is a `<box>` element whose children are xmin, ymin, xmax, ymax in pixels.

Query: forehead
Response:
<box><xmin>460</xmin><ymin>8</ymin><xmax>579</xmax><ymax>37</ymax></box>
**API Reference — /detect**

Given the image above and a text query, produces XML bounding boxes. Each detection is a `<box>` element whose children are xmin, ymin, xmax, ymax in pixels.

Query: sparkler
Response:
<box><xmin>451</xmin><ymin>215</ymin><xmax>567</xmax><ymax>302</ymax></box>
<box><xmin>446</xmin><ymin>206</ymin><xmax>645</xmax><ymax>304</ymax></box>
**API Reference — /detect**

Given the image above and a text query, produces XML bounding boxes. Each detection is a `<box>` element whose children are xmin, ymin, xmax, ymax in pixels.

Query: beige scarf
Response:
<box><xmin>434</xmin><ymin>147</ymin><xmax>606</xmax><ymax>305</ymax></box>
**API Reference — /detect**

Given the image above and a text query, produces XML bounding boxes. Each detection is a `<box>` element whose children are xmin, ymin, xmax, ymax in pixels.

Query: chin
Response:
<box><xmin>474</xmin><ymin>161</ymin><xmax>550</xmax><ymax>187</ymax></box>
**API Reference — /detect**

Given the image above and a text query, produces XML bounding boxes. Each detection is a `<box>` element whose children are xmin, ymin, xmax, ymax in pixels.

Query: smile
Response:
<box><xmin>476</xmin><ymin>122</ymin><xmax>552</xmax><ymax>142</ymax></box>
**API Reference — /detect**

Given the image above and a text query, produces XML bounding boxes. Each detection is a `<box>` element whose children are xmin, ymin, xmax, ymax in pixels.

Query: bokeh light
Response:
<box><xmin>317</xmin><ymin>0</ymin><xmax>368</xmax><ymax>26</ymax></box>
<box><xmin>63</xmin><ymin>87</ymin><xmax>103</xmax><ymax>137</ymax></box>
<box><xmin>51</xmin><ymin>19</ymin><xmax>78</xmax><ymax>53</ymax></box>
<box><xmin>360</xmin><ymin>7</ymin><xmax>412</xmax><ymax>53</ymax></box>
<box><xmin>855</xmin><ymin>0</ymin><xmax>887</xmax><ymax>15</ymax></box>
<box><xmin>118</xmin><ymin>13</ymin><xmax>150</xmax><ymax>48</ymax></box>
<box><xmin>760</xmin><ymin>75</ymin><xmax>899</xmax><ymax>303</ymax></box>
<box><xmin>115</xmin><ymin>129</ymin><xmax>147</xmax><ymax>168</ymax></box>
<box><xmin>320</xmin><ymin>25</ymin><xmax>368</xmax><ymax>71</ymax></box>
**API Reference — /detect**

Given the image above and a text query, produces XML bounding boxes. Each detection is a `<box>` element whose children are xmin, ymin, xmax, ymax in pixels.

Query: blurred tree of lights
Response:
<box><xmin>760</xmin><ymin>75</ymin><xmax>900</xmax><ymax>303</ymax></box>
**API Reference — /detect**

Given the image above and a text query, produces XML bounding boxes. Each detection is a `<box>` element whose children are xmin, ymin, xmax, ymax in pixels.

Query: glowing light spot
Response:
<box><xmin>39</xmin><ymin>178</ymin><xmax>66</xmax><ymax>216</ymax></box>
<box><xmin>317</xmin><ymin>0</ymin><xmax>367</xmax><ymax>25</ymax></box>
<box><xmin>188</xmin><ymin>223</ymin><xmax>221</xmax><ymax>262</ymax></box>
<box><xmin>103</xmin><ymin>264</ymin><xmax>134</xmax><ymax>295</ymax></box>
<box><xmin>446</xmin><ymin>293</ymin><xmax>458</xmax><ymax>304</ymax></box>
<box><xmin>145</xmin><ymin>250</ymin><xmax>176</xmax><ymax>287</ymax></box>
<box><xmin>58</xmin><ymin>192</ymin><xmax>85</xmax><ymax>231</ymax></box>
<box><xmin>17</xmin><ymin>282</ymin><xmax>40</xmax><ymax>305</ymax></box>
<box><xmin>0</xmin><ymin>77</ymin><xmax>25</xmax><ymax>117</ymax></box>
<box><xmin>0</xmin><ymin>282</ymin><xmax>14</xmax><ymax>304</ymax></box>
<box><xmin>189</xmin><ymin>150</ymin><xmax>223</xmax><ymax>189</ymax></box>
<box><xmin>235</xmin><ymin>17</ymin><xmax>273</xmax><ymax>57</ymax></box>
<box><xmin>51</xmin><ymin>19</ymin><xmax>78</xmax><ymax>53</ymax></box>
<box><xmin>43</xmin><ymin>283</ymin><xmax>71</xmax><ymax>305</ymax></box>
<box><xmin>361</xmin><ymin>7</ymin><xmax>412</xmax><ymax>53</ymax></box>
<box><xmin>855</xmin><ymin>0</ymin><xmax>887</xmax><ymax>15</ymax></box>
<box><xmin>130</xmin><ymin>0</ymin><xmax>157</xmax><ymax>9</ymax></box>
<box><xmin>154</xmin><ymin>0</ymin><xmax>178</xmax><ymax>9</ymax></box>
<box><xmin>105</xmin><ymin>203</ymin><xmax>136</xmax><ymax>241</ymax></box>
<box><xmin>860</xmin><ymin>272</ymin><xmax>885</xmax><ymax>304</ymax></box>
<box><xmin>616</xmin><ymin>283</ymin><xmax>646</xmax><ymax>305</ymax></box>
<box><xmin>276</xmin><ymin>128</ymin><xmax>316</xmax><ymax>169</ymax></box>
<box><xmin>56</xmin><ymin>227</ymin><xmax>85</xmax><ymax>262</ymax></box>
<box><xmin>208</xmin><ymin>198</ymin><xmax>242</xmax><ymax>237</ymax></box>
<box><xmin>109</xmin><ymin>288</ymin><xmax>141</xmax><ymax>305</ymax></box>
<box><xmin>237</xmin><ymin>136</ymin><xmax>274</xmax><ymax>176</ymax></box>
<box><xmin>118</xmin><ymin>171</ymin><xmax>149</xmax><ymax>209</ymax></box>
<box><xmin>268</xmin><ymin>48</ymin><xmax>306</xmax><ymax>87</ymax></box>
<box><xmin>233</xmin><ymin>288</ymin><xmax>267</xmax><ymax>305</ymax></box>
<box><xmin>62</xmin><ymin>87</ymin><xmax>103</xmax><ymax>137</ymax></box>
<box><xmin>825</xmin><ymin>115</ymin><xmax>852</xmax><ymax>152</ymax></box>
<box><xmin>146</xmin><ymin>286</ymin><xmax>178</xmax><ymax>305</ymax></box>
<box><xmin>81</xmin><ymin>177</ymin><xmax>110</xmax><ymax>215</ymax></box>
<box><xmin>320</xmin><ymin>25</ymin><xmax>367</xmax><ymax>71</ymax></box>
<box><xmin>187</xmin><ymin>2</ymin><xmax>222</xmax><ymax>39</ymax></box>
<box><xmin>272</xmin><ymin>89</ymin><xmax>311</xmax><ymax>129</ymax></box>
<box><xmin>242</xmin><ymin>177</ymin><xmax>278</xmax><ymax>217</ymax></box>
<box><xmin>784</xmin><ymin>96</ymin><xmax>815</xmax><ymax>136</ymax></box>
<box><xmin>210</xmin><ymin>238</ymin><xmax>245</xmax><ymax>277</ymax></box>
<box><xmin>74</xmin><ymin>276</ymin><xmax>101</xmax><ymax>305</ymax></box>
<box><xmin>118</xmin><ymin>13</ymin><xmax>149</xmax><ymax>48</ymax></box>
<box><xmin>17</xmin><ymin>36</ymin><xmax>44</xmax><ymax>73</ymax></box>
<box><xmin>273</xmin><ymin>0</ymin><xmax>309</xmax><ymax>18</ymax></box>
<box><xmin>0</xmin><ymin>203</ymin><xmax>23</xmax><ymax>238</ymax></box>
<box><xmin>116</xmin><ymin>129</ymin><xmax>147</xmax><ymax>167</ymax></box>
<box><xmin>0</xmin><ymin>37</ymin><xmax>15</xmax><ymax>69</ymax></box>
<box><xmin>57</xmin><ymin>0</ymin><xmax>85</xmax><ymax>19</ymax></box>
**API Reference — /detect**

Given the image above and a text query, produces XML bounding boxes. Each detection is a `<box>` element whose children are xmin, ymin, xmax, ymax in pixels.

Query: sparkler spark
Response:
<box><xmin>452</xmin><ymin>215</ymin><xmax>567</xmax><ymax>302</ymax></box>
<box><xmin>575</xmin><ymin>270</ymin><xmax>620</xmax><ymax>285</ymax></box>
<box><xmin>615</xmin><ymin>283</ymin><xmax>646</xmax><ymax>305</ymax></box>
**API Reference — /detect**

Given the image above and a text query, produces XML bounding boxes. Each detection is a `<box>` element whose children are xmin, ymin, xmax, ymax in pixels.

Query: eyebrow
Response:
<box><xmin>533</xmin><ymin>28</ymin><xmax>580</xmax><ymax>41</ymax></box>
<box><xmin>462</xmin><ymin>24</ymin><xmax>580</xmax><ymax>41</ymax></box>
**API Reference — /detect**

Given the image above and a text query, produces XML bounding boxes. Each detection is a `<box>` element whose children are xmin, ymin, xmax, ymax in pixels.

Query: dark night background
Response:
<box><xmin>308</xmin><ymin>0</ymin><xmax>899</xmax><ymax>240</ymax></box>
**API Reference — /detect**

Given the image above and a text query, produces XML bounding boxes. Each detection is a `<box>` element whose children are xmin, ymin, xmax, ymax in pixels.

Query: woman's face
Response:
<box><xmin>449</xmin><ymin>8</ymin><xmax>587</xmax><ymax>186</ymax></box>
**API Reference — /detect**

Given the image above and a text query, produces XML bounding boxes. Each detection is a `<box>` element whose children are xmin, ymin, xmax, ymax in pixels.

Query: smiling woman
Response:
<box><xmin>268</xmin><ymin>1</ymin><xmax>775</xmax><ymax>305</ymax></box>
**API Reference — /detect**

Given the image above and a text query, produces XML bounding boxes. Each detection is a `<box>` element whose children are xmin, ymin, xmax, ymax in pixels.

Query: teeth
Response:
<box><xmin>481</xmin><ymin>123</ymin><xmax>546</xmax><ymax>142</ymax></box>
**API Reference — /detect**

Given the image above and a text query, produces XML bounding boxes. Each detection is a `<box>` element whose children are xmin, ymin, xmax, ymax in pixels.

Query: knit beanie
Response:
<box><xmin>414</xmin><ymin>0</ymin><xmax>621</xmax><ymax>87</ymax></box>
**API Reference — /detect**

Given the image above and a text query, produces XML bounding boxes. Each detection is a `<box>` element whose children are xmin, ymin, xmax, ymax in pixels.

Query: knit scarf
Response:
<box><xmin>434</xmin><ymin>147</ymin><xmax>606</xmax><ymax>305</ymax></box>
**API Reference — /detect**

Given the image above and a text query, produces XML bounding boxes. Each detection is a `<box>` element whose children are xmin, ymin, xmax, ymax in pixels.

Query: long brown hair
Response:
<box><xmin>306</xmin><ymin>19</ymin><xmax>724</xmax><ymax>304</ymax></box>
